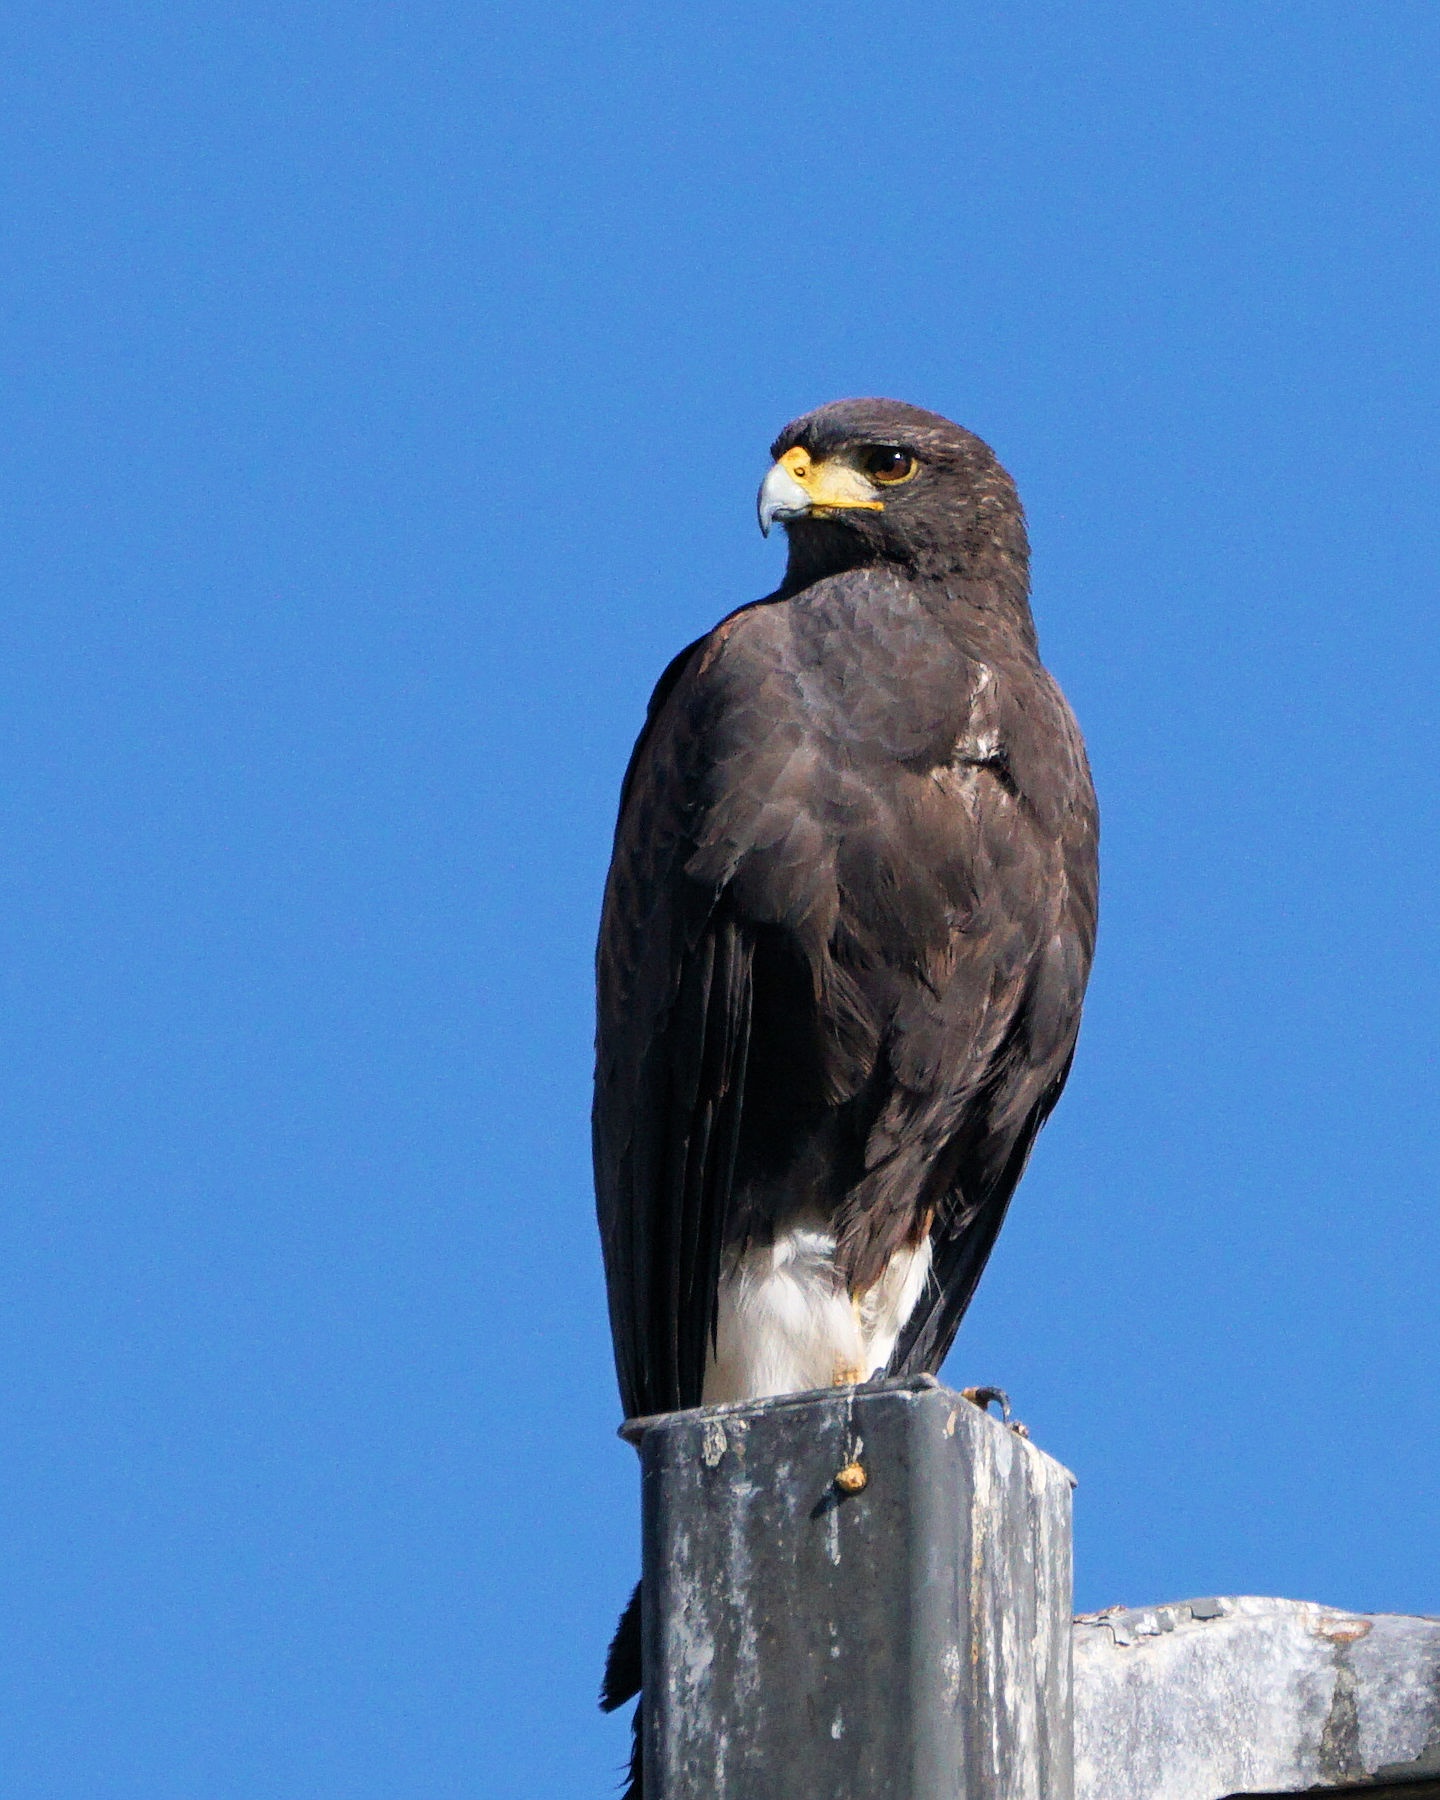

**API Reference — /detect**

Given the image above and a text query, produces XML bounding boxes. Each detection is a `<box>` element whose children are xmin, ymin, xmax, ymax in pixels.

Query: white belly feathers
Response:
<box><xmin>701</xmin><ymin>1217</ymin><xmax>933</xmax><ymax>1406</ymax></box>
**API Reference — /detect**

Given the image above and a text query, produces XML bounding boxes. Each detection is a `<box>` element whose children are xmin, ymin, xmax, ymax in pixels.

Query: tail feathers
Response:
<box><xmin>621</xmin><ymin>1702</ymin><xmax>642</xmax><ymax>1800</ymax></box>
<box><xmin>600</xmin><ymin>1581</ymin><xmax>642</xmax><ymax>1711</ymax></box>
<box><xmin>601</xmin><ymin>1583</ymin><xmax>644</xmax><ymax>1798</ymax></box>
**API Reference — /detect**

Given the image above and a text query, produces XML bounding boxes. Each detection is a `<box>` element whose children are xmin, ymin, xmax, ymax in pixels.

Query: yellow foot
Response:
<box><xmin>832</xmin><ymin>1361</ymin><xmax>866</xmax><ymax>1386</ymax></box>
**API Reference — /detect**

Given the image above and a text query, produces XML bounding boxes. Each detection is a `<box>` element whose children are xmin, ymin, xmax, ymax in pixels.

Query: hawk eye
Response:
<box><xmin>864</xmin><ymin>447</ymin><xmax>916</xmax><ymax>485</ymax></box>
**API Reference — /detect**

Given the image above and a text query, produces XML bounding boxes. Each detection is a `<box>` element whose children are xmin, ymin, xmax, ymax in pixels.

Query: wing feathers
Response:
<box><xmin>595</xmin><ymin>581</ymin><xmax>1097</xmax><ymax>1418</ymax></box>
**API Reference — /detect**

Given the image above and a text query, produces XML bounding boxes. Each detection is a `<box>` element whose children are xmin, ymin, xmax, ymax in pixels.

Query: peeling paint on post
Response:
<box><xmin>626</xmin><ymin>1375</ymin><xmax>1075</xmax><ymax>1800</ymax></box>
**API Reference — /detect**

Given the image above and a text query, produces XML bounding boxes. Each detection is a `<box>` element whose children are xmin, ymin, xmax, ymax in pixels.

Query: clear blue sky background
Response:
<box><xmin>1</xmin><ymin>4</ymin><xmax>1437</xmax><ymax>1796</ymax></box>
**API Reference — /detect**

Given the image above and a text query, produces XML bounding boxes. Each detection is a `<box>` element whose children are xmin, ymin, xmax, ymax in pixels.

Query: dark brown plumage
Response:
<box><xmin>593</xmin><ymin>399</ymin><xmax>1098</xmax><ymax>1773</ymax></box>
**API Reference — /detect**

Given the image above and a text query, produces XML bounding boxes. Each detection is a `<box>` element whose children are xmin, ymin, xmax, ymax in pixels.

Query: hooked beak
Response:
<box><xmin>756</xmin><ymin>445</ymin><xmax>886</xmax><ymax>537</ymax></box>
<box><xmin>757</xmin><ymin>461</ymin><xmax>812</xmax><ymax>536</ymax></box>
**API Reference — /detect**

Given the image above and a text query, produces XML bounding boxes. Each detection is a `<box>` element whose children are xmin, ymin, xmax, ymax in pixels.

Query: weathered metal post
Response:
<box><xmin>625</xmin><ymin>1374</ymin><xmax>1075</xmax><ymax>1800</ymax></box>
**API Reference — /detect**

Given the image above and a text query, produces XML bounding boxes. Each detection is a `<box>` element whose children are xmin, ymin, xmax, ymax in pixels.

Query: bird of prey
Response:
<box><xmin>593</xmin><ymin>398</ymin><xmax>1098</xmax><ymax>1777</ymax></box>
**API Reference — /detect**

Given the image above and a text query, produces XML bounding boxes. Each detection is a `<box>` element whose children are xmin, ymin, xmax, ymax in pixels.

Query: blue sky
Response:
<box><xmin>1</xmin><ymin>4</ymin><xmax>1437</xmax><ymax>1795</ymax></box>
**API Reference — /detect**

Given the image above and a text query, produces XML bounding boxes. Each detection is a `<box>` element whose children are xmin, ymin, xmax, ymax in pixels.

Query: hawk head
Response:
<box><xmin>758</xmin><ymin>397</ymin><xmax>1028</xmax><ymax>594</ymax></box>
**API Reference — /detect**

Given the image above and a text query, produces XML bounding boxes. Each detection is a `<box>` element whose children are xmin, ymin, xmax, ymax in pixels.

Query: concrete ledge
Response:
<box><xmin>1074</xmin><ymin>1597</ymin><xmax>1440</xmax><ymax>1800</ymax></box>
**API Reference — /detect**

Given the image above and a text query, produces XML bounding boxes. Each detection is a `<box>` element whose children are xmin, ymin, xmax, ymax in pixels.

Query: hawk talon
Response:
<box><xmin>961</xmin><ymin>1385</ymin><xmax>1031</xmax><ymax>1438</ymax></box>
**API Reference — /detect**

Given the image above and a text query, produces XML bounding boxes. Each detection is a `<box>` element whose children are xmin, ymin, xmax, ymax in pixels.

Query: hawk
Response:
<box><xmin>593</xmin><ymin>398</ymin><xmax>1098</xmax><ymax>1780</ymax></box>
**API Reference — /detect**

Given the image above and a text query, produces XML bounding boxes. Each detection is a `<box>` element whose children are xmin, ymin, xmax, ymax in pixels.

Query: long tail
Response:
<box><xmin>600</xmin><ymin>1582</ymin><xmax>643</xmax><ymax>1799</ymax></box>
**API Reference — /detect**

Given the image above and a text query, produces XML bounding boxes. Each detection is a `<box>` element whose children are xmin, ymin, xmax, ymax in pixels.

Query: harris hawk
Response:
<box><xmin>593</xmin><ymin>398</ymin><xmax>1098</xmax><ymax>1774</ymax></box>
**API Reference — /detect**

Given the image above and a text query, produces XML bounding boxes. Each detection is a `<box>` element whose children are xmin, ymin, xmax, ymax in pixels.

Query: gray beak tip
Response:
<box><xmin>756</xmin><ymin>462</ymin><xmax>813</xmax><ymax>539</ymax></box>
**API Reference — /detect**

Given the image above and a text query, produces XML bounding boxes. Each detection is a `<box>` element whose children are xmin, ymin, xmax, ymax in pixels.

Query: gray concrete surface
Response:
<box><xmin>1075</xmin><ymin>1596</ymin><xmax>1440</xmax><ymax>1800</ymax></box>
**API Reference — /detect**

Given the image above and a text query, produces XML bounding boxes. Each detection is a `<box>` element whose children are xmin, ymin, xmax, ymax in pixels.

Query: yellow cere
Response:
<box><xmin>778</xmin><ymin>444</ymin><xmax>885</xmax><ymax>513</ymax></box>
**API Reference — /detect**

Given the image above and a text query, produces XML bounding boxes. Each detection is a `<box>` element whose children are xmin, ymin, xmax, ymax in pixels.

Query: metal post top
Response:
<box><xmin>618</xmin><ymin>1370</ymin><xmax>946</xmax><ymax>1444</ymax></box>
<box><xmin>618</xmin><ymin>1371</ymin><xmax>1078</xmax><ymax>1492</ymax></box>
